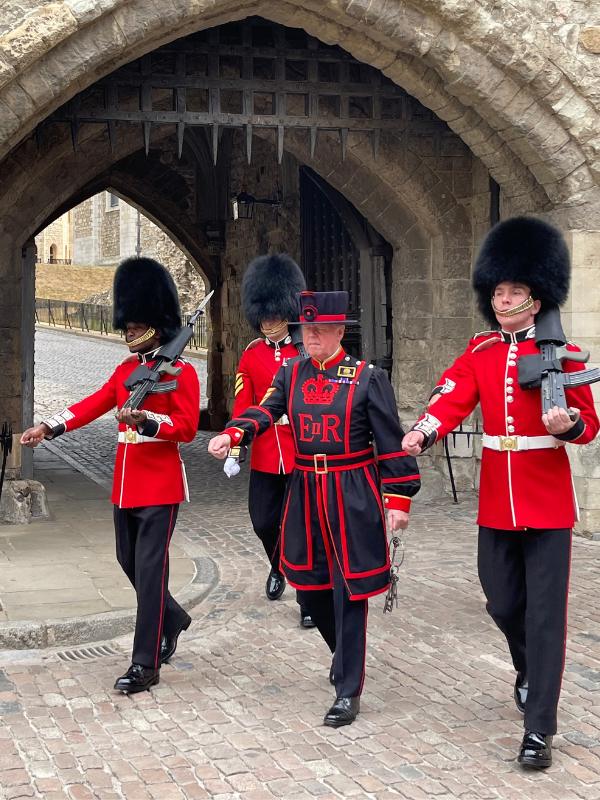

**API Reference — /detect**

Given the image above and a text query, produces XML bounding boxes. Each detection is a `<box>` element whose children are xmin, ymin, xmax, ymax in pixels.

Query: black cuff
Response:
<box><xmin>138</xmin><ymin>418</ymin><xmax>159</xmax><ymax>437</ymax></box>
<box><xmin>553</xmin><ymin>416</ymin><xmax>585</xmax><ymax>442</ymax></box>
<box><xmin>42</xmin><ymin>420</ymin><xmax>66</xmax><ymax>439</ymax></box>
<box><xmin>419</xmin><ymin>430</ymin><xmax>438</xmax><ymax>453</ymax></box>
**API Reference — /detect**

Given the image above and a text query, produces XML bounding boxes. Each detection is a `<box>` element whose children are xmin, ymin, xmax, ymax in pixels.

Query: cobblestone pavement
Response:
<box><xmin>1</xmin><ymin>329</ymin><xmax>599</xmax><ymax>798</ymax></box>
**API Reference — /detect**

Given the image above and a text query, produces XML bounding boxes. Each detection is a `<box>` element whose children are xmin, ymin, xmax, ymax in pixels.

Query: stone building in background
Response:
<box><xmin>34</xmin><ymin>192</ymin><xmax>205</xmax><ymax>312</ymax></box>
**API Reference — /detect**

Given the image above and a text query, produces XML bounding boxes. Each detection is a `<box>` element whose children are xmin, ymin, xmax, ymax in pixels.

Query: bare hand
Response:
<box><xmin>402</xmin><ymin>430</ymin><xmax>425</xmax><ymax>456</ymax></box>
<box><xmin>115</xmin><ymin>408</ymin><xmax>147</xmax><ymax>428</ymax></box>
<box><xmin>208</xmin><ymin>434</ymin><xmax>232</xmax><ymax>459</ymax></box>
<box><xmin>387</xmin><ymin>509</ymin><xmax>409</xmax><ymax>532</ymax></box>
<box><xmin>542</xmin><ymin>405</ymin><xmax>579</xmax><ymax>435</ymax></box>
<box><xmin>20</xmin><ymin>424</ymin><xmax>50</xmax><ymax>448</ymax></box>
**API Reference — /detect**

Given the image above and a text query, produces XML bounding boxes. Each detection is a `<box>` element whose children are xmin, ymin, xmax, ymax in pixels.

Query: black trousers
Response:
<box><xmin>248</xmin><ymin>469</ymin><xmax>308</xmax><ymax>614</ymax></box>
<box><xmin>298</xmin><ymin>558</ymin><xmax>368</xmax><ymax>698</ymax></box>
<box><xmin>114</xmin><ymin>504</ymin><xmax>190</xmax><ymax>669</ymax></box>
<box><xmin>478</xmin><ymin>526</ymin><xmax>572</xmax><ymax>735</ymax></box>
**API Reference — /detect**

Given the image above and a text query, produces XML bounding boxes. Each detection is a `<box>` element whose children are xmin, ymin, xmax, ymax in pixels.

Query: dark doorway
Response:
<box><xmin>299</xmin><ymin>167</ymin><xmax>393</xmax><ymax>370</ymax></box>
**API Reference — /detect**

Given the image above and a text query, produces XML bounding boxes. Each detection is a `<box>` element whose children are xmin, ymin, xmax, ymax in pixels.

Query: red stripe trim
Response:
<box><xmin>301</xmin><ymin>313</ymin><xmax>346</xmax><ymax>322</ymax></box>
<box><xmin>286</xmin><ymin>580</ymin><xmax>334</xmax><ymax>591</ymax></box>
<box><xmin>358</xmin><ymin>602</ymin><xmax>368</xmax><ymax>695</ymax></box>
<box><xmin>364</xmin><ymin>466</ymin><xmax>386</xmax><ymax>524</ymax></box>
<box><xmin>350</xmin><ymin>585</ymin><xmax>390</xmax><ymax>601</ymax></box>
<box><xmin>315</xmin><ymin>475</ymin><xmax>333</xmax><ymax>575</ymax></box>
<box><xmin>344</xmin><ymin>361</ymin><xmax>366</xmax><ymax>448</ymax></box>
<box><xmin>378</xmin><ymin>451</ymin><xmax>409</xmax><ymax>460</ymax></box>
<box><xmin>295</xmin><ymin>447</ymin><xmax>373</xmax><ymax>461</ymax></box>
<box><xmin>248</xmin><ymin>404</ymin><xmax>273</xmax><ymax>424</ymax></box>
<box><xmin>288</xmin><ymin>360</ymin><xmax>300</xmax><ymax>451</ymax></box>
<box><xmin>335</xmin><ymin>472</ymin><xmax>350</xmax><ymax>575</ymax></box>
<box><xmin>381</xmin><ymin>474</ymin><xmax>420</xmax><ymax>484</ymax></box>
<box><xmin>294</xmin><ymin>457</ymin><xmax>375</xmax><ymax>472</ymax></box>
<box><xmin>154</xmin><ymin>505</ymin><xmax>176</xmax><ymax>669</ymax></box>
<box><xmin>237</xmin><ymin>416</ymin><xmax>259</xmax><ymax>434</ymax></box>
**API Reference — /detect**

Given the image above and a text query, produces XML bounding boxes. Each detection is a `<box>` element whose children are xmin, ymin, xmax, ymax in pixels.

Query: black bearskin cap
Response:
<box><xmin>113</xmin><ymin>257</ymin><xmax>182</xmax><ymax>342</ymax></box>
<box><xmin>241</xmin><ymin>254</ymin><xmax>306</xmax><ymax>331</ymax></box>
<box><xmin>472</xmin><ymin>216</ymin><xmax>570</xmax><ymax>326</ymax></box>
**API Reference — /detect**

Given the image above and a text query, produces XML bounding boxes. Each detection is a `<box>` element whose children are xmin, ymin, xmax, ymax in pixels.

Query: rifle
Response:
<box><xmin>518</xmin><ymin>306</ymin><xmax>600</xmax><ymax>413</ymax></box>
<box><xmin>121</xmin><ymin>290</ymin><xmax>213</xmax><ymax>410</ymax></box>
<box><xmin>0</xmin><ymin>421</ymin><xmax>13</xmax><ymax>505</ymax></box>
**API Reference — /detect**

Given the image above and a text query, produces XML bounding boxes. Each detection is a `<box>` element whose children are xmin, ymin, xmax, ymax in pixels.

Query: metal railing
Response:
<box><xmin>35</xmin><ymin>298</ymin><xmax>208</xmax><ymax>350</ymax></box>
<box><xmin>45</xmin><ymin>258</ymin><xmax>72</xmax><ymax>264</ymax></box>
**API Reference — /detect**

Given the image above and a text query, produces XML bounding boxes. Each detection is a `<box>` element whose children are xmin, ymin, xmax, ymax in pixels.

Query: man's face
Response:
<box><xmin>125</xmin><ymin>322</ymin><xmax>162</xmax><ymax>353</ymax></box>
<box><xmin>492</xmin><ymin>282</ymin><xmax>541</xmax><ymax>329</ymax></box>
<box><xmin>302</xmin><ymin>324</ymin><xmax>345</xmax><ymax>361</ymax></box>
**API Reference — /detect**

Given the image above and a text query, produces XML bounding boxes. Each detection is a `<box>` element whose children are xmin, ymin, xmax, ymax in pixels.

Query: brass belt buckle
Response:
<box><xmin>125</xmin><ymin>427</ymin><xmax>138</xmax><ymax>444</ymax></box>
<box><xmin>314</xmin><ymin>453</ymin><xmax>328</xmax><ymax>474</ymax></box>
<box><xmin>498</xmin><ymin>435</ymin><xmax>517</xmax><ymax>451</ymax></box>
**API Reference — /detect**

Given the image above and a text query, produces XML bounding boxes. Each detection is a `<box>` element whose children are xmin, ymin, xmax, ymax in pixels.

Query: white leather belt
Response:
<box><xmin>118</xmin><ymin>431</ymin><xmax>163</xmax><ymax>444</ymax></box>
<box><xmin>482</xmin><ymin>433</ymin><xmax>563</xmax><ymax>452</ymax></box>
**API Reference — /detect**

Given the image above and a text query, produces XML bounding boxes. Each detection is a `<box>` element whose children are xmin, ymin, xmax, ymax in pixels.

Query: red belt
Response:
<box><xmin>295</xmin><ymin>449</ymin><xmax>375</xmax><ymax>474</ymax></box>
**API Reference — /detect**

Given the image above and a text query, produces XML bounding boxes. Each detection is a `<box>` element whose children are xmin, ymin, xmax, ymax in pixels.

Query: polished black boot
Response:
<box><xmin>323</xmin><ymin>696</ymin><xmax>360</xmax><ymax>727</ymax></box>
<box><xmin>114</xmin><ymin>664</ymin><xmax>160</xmax><ymax>694</ymax></box>
<box><xmin>514</xmin><ymin>672</ymin><xmax>528</xmax><ymax>714</ymax></box>
<box><xmin>160</xmin><ymin>614</ymin><xmax>192</xmax><ymax>664</ymax></box>
<box><xmin>265</xmin><ymin>568</ymin><xmax>286</xmax><ymax>600</ymax></box>
<box><xmin>518</xmin><ymin>731</ymin><xmax>553</xmax><ymax>769</ymax></box>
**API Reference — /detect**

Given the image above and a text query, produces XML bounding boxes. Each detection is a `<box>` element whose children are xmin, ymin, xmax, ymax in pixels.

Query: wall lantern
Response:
<box><xmin>231</xmin><ymin>190</ymin><xmax>281</xmax><ymax>221</ymax></box>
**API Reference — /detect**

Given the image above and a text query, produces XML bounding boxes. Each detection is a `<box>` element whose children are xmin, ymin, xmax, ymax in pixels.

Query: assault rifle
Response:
<box><xmin>121</xmin><ymin>290</ymin><xmax>213</xmax><ymax>410</ymax></box>
<box><xmin>518</xmin><ymin>306</ymin><xmax>600</xmax><ymax>414</ymax></box>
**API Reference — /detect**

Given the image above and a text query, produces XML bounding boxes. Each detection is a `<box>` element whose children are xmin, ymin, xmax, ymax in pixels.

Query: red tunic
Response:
<box><xmin>43</xmin><ymin>353</ymin><xmax>200</xmax><ymax>508</ymax></box>
<box><xmin>232</xmin><ymin>337</ymin><xmax>301</xmax><ymax>474</ymax></box>
<box><xmin>416</xmin><ymin>329</ymin><xmax>599</xmax><ymax>529</ymax></box>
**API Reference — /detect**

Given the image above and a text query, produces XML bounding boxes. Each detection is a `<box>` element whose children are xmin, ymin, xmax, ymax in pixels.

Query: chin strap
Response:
<box><xmin>491</xmin><ymin>296</ymin><xmax>534</xmax><ymax>317</ymax></box>
<box><xmin>128</xmin><ymin>327</ymin><xmax>157</xmax><ymax>348</ymax></box>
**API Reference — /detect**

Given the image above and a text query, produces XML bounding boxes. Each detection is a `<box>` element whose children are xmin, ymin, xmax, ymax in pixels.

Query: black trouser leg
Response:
<box><xmin>297</xmin><ymin>589</ymin><xmax>336</xmax><ymax>652</ymax></box>
<box><xmin>478</xmin><ymin>527</ymin><xmax>527</xmax><ymax>676</ymax></box>
<box><xmin>297</xmin><ymin>560</ymin><xmax>368</xmax><ymax>698</ymax></box>
<box><xmin>248</xmin><ymin>470</ymin><xmax>288</xmax><ymax>570</ymax></box>
<box><xmin>114</xmin><ymin>504</ymin><xmax>182</xmax><ymax>669</ymax></box>
<box><xmin>478</xmin><ymin>526</ymin><xmax>571</xmax><ymax>735</ymax></box>
<box><xmin>522</xmin><ymin>528</ymin><xmax>571</xmax><ymax>734</ymax></box>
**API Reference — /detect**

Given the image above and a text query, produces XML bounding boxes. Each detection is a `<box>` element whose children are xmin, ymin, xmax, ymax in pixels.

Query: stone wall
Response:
<box><xmin>219</xmin><ymin>135</ymin><xmax>301</xmax><ymax>415</ymax></box>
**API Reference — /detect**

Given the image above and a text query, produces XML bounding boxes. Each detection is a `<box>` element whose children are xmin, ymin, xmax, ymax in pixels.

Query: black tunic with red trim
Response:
<box><xmin>224</xmin><ymin>347</ymin><xmax>421</xmax><ymax>599</ymax></box>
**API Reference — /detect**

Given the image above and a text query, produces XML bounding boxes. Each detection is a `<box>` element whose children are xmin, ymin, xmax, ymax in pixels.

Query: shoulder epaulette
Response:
<box><xmin>245</xmin><ymin>338</ymin><xmax>263</xmax><ymax>351</ymax></box>
<box><xmin>473</xmin><ymin>330</ymin><xmax>498</xmax><ymax>339</ymax></box>
<box><xmin>471</xmin><ymin>330</ymin><xmax>503</xmax><ymax>353</ymax></box>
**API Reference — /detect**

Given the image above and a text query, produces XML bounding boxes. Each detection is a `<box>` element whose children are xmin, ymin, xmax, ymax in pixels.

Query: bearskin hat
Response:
<box><xmin>113</xmin><ymin>257</ymin><xmax>182</xmax><ymax>342</ymax></box>
<box><xmin>241</xmin><ymin>253</ymin><xmax>306</xmax><ymax>332</ymax></box>
<box><xmin>472</xmin><ymin>216</ymin><xmax>570</xmax><ymax>326</ymax></box>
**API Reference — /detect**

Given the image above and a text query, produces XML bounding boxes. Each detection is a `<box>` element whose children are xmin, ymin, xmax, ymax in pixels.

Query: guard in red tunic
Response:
<box><xmin>210</xmin><ymin>291</ymin><xmax>420</xmax><ymax>726</ymax></box>
<box><xmin>21</xmin><ymin>258</ymin><xmax>200</xmax><ymax>693</ymax></box>
<box><xmin>231</xmin><ymin>254</ymin><xmax>314</xmax><ymax>626</ymax></box>
<box><xmin>403</xmin><ymin>217</ymin><xmax>600</xmax><ymax>768</ymax></box>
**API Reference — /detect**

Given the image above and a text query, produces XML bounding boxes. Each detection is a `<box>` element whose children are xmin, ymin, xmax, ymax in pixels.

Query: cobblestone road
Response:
<box><xmin>1</xmin><ymin>329</ymin><xmax>599</xmax><ymax>799</ymax></box>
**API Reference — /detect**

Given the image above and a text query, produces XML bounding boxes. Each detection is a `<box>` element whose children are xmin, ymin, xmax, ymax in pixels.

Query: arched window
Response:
<box><xmin>49</xmin><ymin>244</ymin><xmax>57</xmax><ymax>263</ymax></box>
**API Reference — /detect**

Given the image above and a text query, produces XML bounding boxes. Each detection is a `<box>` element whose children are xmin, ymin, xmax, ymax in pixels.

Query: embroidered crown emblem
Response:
<box><xmin>301</xmin><ymin>374</ymin><xmax>340</xmax><ymax>405</ymax></box>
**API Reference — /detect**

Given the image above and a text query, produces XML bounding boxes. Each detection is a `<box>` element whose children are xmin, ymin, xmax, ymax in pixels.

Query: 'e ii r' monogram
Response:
<box><xmin>298</xmin><ymin>412</ymin><xmax>342</xmax><ymax>443</ymax></box>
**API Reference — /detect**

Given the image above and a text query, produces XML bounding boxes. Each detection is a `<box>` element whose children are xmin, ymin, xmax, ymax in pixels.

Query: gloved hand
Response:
<box><xmin>223</xmin><ymin>456</ymin><xmax>240</xmax><ymax>478</ymax></box>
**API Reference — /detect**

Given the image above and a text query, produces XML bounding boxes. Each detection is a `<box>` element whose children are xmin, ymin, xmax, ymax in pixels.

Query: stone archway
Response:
<box><xmin>1</xmin><ymin>7</ymin><xmax>600</xmax><ymax>529</ymax></box>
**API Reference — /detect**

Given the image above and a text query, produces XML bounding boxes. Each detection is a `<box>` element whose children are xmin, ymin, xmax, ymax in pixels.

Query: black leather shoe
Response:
<box><xmin>114</xmin><ymin>664</ymin><xmax>160</xmax><ymax>694</ymax></box>
<box><xmin>518</xmin><ymin>731</ymin><xmax>553</xmax><ymax>769</ymax></box>
<box><xmin>300</xmin><ymin>612</ymin><xmax>316</xmax><ymax>628</ymax></box>
<box><xmin>514</xmin><ymin>672</ymin><xmax>528</xmax><ymax>714</ymax></box>
<box><xmin>160</xmin><ymin>614</ymin><xmax>192</xmax><ymax>664</ymax></box>
<box><xmin>323</xmin><ymin>696</ymin><xmax>360</xmax><ymax>727</ymax></box>
<box><xmin>265</xmin><ymin>569</ymin><xmax>286</xmax><ymax>600</ymax></box>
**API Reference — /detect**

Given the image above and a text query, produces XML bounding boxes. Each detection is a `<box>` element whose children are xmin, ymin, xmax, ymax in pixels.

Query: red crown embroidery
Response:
<box><xmin>302</xmin><ymin>374</ymin><xmax>340</xmax><ymax>405</ymax></box>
